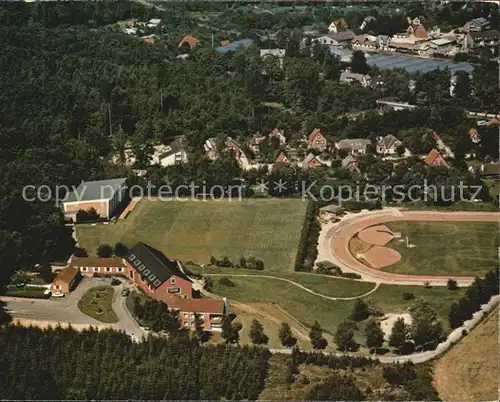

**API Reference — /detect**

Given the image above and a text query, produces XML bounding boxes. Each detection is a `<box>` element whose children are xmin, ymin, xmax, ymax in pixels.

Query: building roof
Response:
<box><xmin>215</xmin><ymin>38</ymin><xmax>253</xmax><ymax>53</ymax></box>
<box><xmin>53</xmin><ymin>267</ymin><xmax>79</xmax><ymax>284</ymax></box>
<box><xmin>430</xmin><ymin>38</ymin><xmax>455</xmax><ymax>46</ymax></box>
<box><xmin>341</xmin><ymin>154</ymin><xmax>357</xmax><ymax>168</ymax></box>
<box><xmin>336</xmin><ymin>138</ymin><xmax>371</xmax><ymax>150</ymax></box>
<box><xmin>64</xmin><ymin>178</ymin><xmax>127</xmax><ymax>203</ymax></box>
<box><xmin>480</xmin><ymin>163</ymin><xmax>500</xmax><ymax>176</ymax></box>
<box><xmin>260</xmin><ymin>49</ymin><xmax>286</xmax><ymax>58</ymax></box>
<box><xmin>366</xmin><ymin>54</ymin><xmax>474</xmax><ymax>74</ymax></box>
<box><xmin>70</xmin><ymin>257</ymin><xmax>125</xmax><ymax>268</ymax></box>
<box><xmin>331</xmin><ymin>19</ymin><xmax>349</xmax><ymax>29</ymax></box>
<box><xmin>424</xmin><ymin>148</ymin><xmax>445</xmax><ymax>166</ymax></box>
<box><xmin>329</xmin><ymin>46</ymin><xmax>353</xmax><ymax>61</ymax></box>
<box><xmin>467</xmin><ymin>17</ymin><xmax>490</xmax><ymax>27</ymax></box>
<box><xmin>275</xmin><ymin>152</ymin><xmax>289</xmax><ymax>163</ymax></box>
<box><xmin>175</xmin><ymin>298</ymin><xmax>225</xmax><ymax>314</ymax></box>
<box><xmin>302</xmin><ymin>153</ymin><xmax>322</xmax><ymax>168</ymax></box>
<box><xmin>308</xmin><ymin>128</ymin><xmax>325</xmax><ymax>144</ymax></box>
<box><xmin>178</xmin><ymin>35</ymin><xmax>200</xmax><ymax>49</ymax></box>
<box><xmin>319</xmin><ymin>204</ymin><xmax>345</xmax><ymax>213</ymax></box>
<box><xmin>378</xmin><ymin>134</ymin><xmax>400</xmax><ymax>149</ymax></box>
<box><xmin>220</xmin><ymin>40</ymin><xmax>230</xmax><ymax>46</ymax></box>
<box><xmin>327</xmin><ymin>30</ymin><xmax>355</xmax><ymax>42</ymax></box>
<box><xmin>469</xmin><ymin>29</ymin><xmax>499</xmax><ymax>39</ymax></box>
<box><xmin>158</xmin><ymin>137</ymin><xmax>185</xmax><ymax>159</ymax></box>
<box><xmin>126</xmin><ymin>242</ymin><xmax>190</xmax><ymax>288</ymax></box>
<box><xmin>340</xmin><ymin>71</ymin><xmax>371</xmax><ymax>84</ymax></box>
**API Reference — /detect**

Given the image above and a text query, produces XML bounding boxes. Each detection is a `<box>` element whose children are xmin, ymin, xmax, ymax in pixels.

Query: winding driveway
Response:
<box><xmin>323</xmin><ymin>209</ymin><xmax>499</xmax><ymax>286</ymax></box>
<box><xmin>203</xmin><ymin>273</ymin><xmax>379</xmax><ymax>301</ymax></box>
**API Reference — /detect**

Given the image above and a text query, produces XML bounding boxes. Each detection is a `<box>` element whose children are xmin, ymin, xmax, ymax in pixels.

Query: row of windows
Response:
<box><xmin>79</xmin><ymin>266</ymin><xmax>124</xmax><ymax>273</ymax></box>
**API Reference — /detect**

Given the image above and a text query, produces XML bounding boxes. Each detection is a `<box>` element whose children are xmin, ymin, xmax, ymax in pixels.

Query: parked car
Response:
<box><xmin>121</xmin><ymin>288</ymin><xmax>130</xmax><ymax>297</ymax></box>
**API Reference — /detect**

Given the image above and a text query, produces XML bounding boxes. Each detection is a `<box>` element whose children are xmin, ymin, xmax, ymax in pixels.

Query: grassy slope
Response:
<box><xmin>384</xmin><ymin>221</ymin><xmax>498</xmax><ymax>276</ymax></box>
<box><xmin>433</xmin><ymin>307</ymin><xmax>499</xmax><ymax>401</ymax></box>
<box><xmin>77</xmin><ymin>286</ymin><xmax>118</xmax><ymax>323</ymax></box>
<box><xmin>77</xmin><ymin>198</ymin><xmax>308</xmax><ymax>274</ymax></box>
<box><xmin>211</xmin><ymin>276</ymin><xmax>465</xmax><ymax>338</ymax></box>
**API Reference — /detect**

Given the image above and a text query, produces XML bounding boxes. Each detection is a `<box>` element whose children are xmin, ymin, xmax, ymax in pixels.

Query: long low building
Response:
<box><xmin>68</xmin><ymin>243</ymin><xmax>229</xmax><ymax>331</ymax></box>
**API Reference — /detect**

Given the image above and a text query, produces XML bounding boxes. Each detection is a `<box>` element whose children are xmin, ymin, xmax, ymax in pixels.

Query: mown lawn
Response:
<box><xmin>384</xmin><ymin>221</ymin><xmax>498</xmax><ymax>277</ymax></box>
<box><xmin>77</xmin><ymin>198</ymin><xmax>308</xmax><ymax>274</ymax></box>
<box><xmin>210</xmin><ymin>276</ymin><xmax>464</xmax><ymax>338</ymax></box>
<box><xmin>4</xmin><ymin>287</ymin><xmax>50</xmax><ymax>299</ymax></box>
<box><xmin>77</xmin><ymin>286</ymin><xmax>118</xmax><ymax>323</ymax></box>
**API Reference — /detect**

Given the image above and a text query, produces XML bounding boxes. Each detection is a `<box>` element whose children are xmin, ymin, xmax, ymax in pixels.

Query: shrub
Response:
<box><xmin>218</xmin><ymin>277</ymin><xmax>235</xmax><ymax>287</ymax></box>
<box><xmin>73</xmin><ymin>247</ymin><xmax>88</xmax><ymax>257</ymax></box>
<box><xmin>114</xmin><ymin>242</ymin><xmax>129</xmax><ymax>257</ymax></box>
<box><xmin>402</xmin><ymin>292</ymin><xmax>415</xmax><ymax>300</ymax></box>
<box><xmin>447</xmin><ymin>279</ymin><xmax>458</xmax><ymax>290</ymax></box>
<box><xmin>97</xmin><ymin>244</ymin><xmax>113</xmax><ymax>258</ymax></box>
<box><xmin>111</xmin><ymin>278</ymin><xmax>121</xmax><ymax>286</ymax></box>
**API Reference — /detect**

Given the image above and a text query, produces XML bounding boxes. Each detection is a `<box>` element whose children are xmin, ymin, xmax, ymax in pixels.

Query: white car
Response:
<box><xmin>51</xmin><ymin>292</ymin><xmax>65</xmax><ymax>298</ymax></box>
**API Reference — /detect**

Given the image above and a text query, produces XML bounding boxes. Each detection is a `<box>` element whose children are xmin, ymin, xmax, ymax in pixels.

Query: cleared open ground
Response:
<box><xmin>433</xmin><ymin>307</ymin><xmax>498</xmax><ymax>401</ymax></box>
<box><xmin>385</xmin><ymin>221</ymin><xmax>498</xmax><ymax>276</ymax></box>
<box><xmin>77</xmin><ymin>199</ymin><xmax>308</xmax><ymax>273</ymax></box>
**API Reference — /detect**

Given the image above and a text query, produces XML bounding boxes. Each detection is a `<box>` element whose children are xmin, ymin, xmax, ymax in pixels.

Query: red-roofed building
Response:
<box><xmin>178</xmin><ymin>35</ymin><xmax>200</xmax><ymax>49</ymax></box>
<box><xmin>275</xmin><ymin>152</ymin><xmax>289</xmax><ymax>164</ymax></box>
<box><xmin>424</xmin><ymin>148</ymin><xmax>448</xmax><ymax>167</ymax></box>
<box><xmin>308</xmin><ymin>128</ymin><xmax>327</xmax><ymax>151</ymax></box>
<box><xmin>220</xmin><ymin>40</ymin><xmax>230</xmax><ymax>46</ymax></box>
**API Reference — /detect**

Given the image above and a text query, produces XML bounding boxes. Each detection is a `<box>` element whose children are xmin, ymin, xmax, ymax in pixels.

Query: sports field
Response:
<box><xmin>77</xmin><ymin>198</ymin><xmax>308</xmax><ymax>273</ymax></box>
<box><xmin>382</xmin><ymin>221</ymin><xmax>498</xmax><ymax>277</ymax></box>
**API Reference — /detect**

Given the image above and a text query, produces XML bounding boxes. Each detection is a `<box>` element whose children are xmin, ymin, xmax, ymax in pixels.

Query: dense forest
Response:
<box><xmin>0</xmin><ymin>1</ymin><xmax>498</xmax><ymax>288</ymax></box>
<box><xmin>0</xmin><ymin>324</ymin><xmax>270</xmax><ymax>400</ymax></box>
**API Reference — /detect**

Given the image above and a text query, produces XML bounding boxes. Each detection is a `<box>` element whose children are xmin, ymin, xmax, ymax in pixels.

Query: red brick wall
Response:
<box><xmin>64</xmin><ymin>201</ymin><xmax>108</xmax><ymax>218</ymax></box>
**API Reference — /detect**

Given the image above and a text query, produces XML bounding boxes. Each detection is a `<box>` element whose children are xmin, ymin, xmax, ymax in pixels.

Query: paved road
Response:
<box><xmin>112</xmin><ymin>283</ymin><xmax>147</xmax><ymax>341</ymax></box>
<box><xmin>203</xmin><ymin>273</ymin><xmax>379</xmax><ymax>301</ymax></box>
<box><xmin>323</xmin><ymin>208</ymin><xmax>499</xmax><ymax>286</ymax></box>
<box><xmin>2</xmin><ymin>277</ymin><xmax>147</xmax><ymax>341</ymax></box>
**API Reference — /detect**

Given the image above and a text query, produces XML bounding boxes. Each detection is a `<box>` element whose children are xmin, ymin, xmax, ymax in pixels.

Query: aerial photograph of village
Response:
<box><xmin>0</xmin><ymin>0</ymin><xmax>498</xmax><ymax>400</ymax></box>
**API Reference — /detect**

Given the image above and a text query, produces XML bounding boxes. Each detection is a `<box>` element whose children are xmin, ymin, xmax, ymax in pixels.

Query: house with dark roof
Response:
<box><xmin>62</xmin><ymin>178</ymin><xmax>128</xmax><ymax>221</ymax></box>
<box><xmin>335</xmin><ymin>139</ymin><xmax>371</xmax><ymax>156</ymax></box>
<box><xmin>125</xmin><ymin>242</ymin><xmax>228</xmax><ymax>331</ymax></box>
<box><xmin>463</xmin><ymin>17</ymin><xmax>490</xmax><ymax>33</ymax></box>
<box><xmin>464</xmin><ymin>29</ymin><xmax>499</xmax><ymax>49</ymax></box>
<box><xmin>376</xmin><ymin>134</ymin><xmax>402</xmax><ymax>155</ymax></box>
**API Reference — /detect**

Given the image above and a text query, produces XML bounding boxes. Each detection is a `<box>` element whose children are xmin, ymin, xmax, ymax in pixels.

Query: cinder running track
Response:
<box><xmin>327</xmin><ymin>209</ymin><xmax>499</xmax><ymax>286</ymax></box>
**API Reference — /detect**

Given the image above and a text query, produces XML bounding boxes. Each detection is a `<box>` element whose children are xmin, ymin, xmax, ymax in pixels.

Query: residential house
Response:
<box><xmin>268</xmin><ymin>128</ymin><xmax>286</xmax><ymax>145</ymax></box>
<box><xmin>328</xmin><ymin>19</ymin><xmax>349</xmax><ymax>33</ymax></box>
<box><xmin>51</xmin><ymin>267</ymin><xmax>80</xmax><ymax>294</ymax></box>
<box><xmin>463</xmin><ymin>30</ymin><xmax>499</xmax><ymax>50</ymax></box>
<box><xmin>204</xmin><ymin>138</ymin><xmax>218</xmax><ymax>160</ymax></box>
<box><xmin>220</xmin><ymin>40</ymin><xmax>231</xmax><ymax>47</ymax></box>
<box><xmin>340</xmin><ymin>71</ymin><xmax>371</xmax><ymax>88</ymax></box>
<box><xmin>301</xmin><ymin>153</ymin><xmax>323</xmax><ymax>169</ymax></box>
<box><xmin>351</xmin><ymin>35</ymin><xmax>377</xmax><ymax>50</ymax></box>
<box><xmin>247</xmin><ymin>134</ymin><xmax>266</xmax><ymax>153</ymax></box>
<box><xmin>140</xmin><ymin>34</ymin><xmax>157</xmax><ymax>44</ymax></box>
<box><xmin>406</xmin><ymin>17</ymin><xmax>428</xmax><ymax>39</ymax></box>
<box><xmin>125</xmin><ymin>242</ymin><xmax>229</xmax><ymax>331</ymax></box>
<box><xmin>308</xmin><ymin>128</ymin><xmax>328</xmax><ymax>151</ymax></box>
<box><xmin>62</xmin><ymin>178</ymin><xmax>128</xmax><ymax>221</ymax></box>
<box><xmin>376</xmin><ymin>134</ymin><xmax>402</xmax><ymax>155</ymax></box>
<box><xmin>152</xmin><ymin>138</ymin><xmax>187</xmax><ymax>167</ymax></box>
<box><xmin>377</xmin><ymin>35</ymin><xmax>391</xmax><ymax>49</ymax></box>
<box><xmin>335</xmin><ymin>139</ymin><xmax>372</xmax><ymax>156</ymax></box>
<box><xmin>71</xmin><ymin>257</ymin><xmax>126</xmax><ymax>276</ymax></box>
<box><xmin>125</xmin><ymin>19</ymin><xmax>138</xmax><ymax>28</ymax></box>
<box><xmin>424</xmin><ymin>148</ymin><xmax>448</xmax><ymax>167</ymax></box>
<box><xmin>125</xmin><ymin>27</ymin><xmax>137</xmax><ymax>35</ymax></box>
<box><xmin>205</xmin><ymin>137</ymin><xmax>245</xmax><ymax>162</ymax></box>
<box><xmin>275</xmin><ymin>152</ymin><xmax>290</xmax><ymax>164</ymax></box>
<box><xmin>360</xmin><ymin>16</ymin><xmax>376</xmax><ymax>30</ymax></box>
<box><xmin>341</xmin><ymin>154</ymin><xmax>359</xmax><ymax>173</ymax></box>
<box><xmin>314</xmin><ymin>31</ymin><xmax>355</xmax><ymax>46</ymax></box>
<box><xmin>370</xmin><ymin>74</ymin><xmax>385</xmax><ymax>88</ymax></box>
<box><xmin>178</xmin><ymin>35</ymin><xmax>200</xmax><ymax>49</ymax></box>
<box><xmin>260</xmin><ymin>49</ymin><xmax>286</xmax><ymax>69</ymax></box>
<box><xmin>463</xmin><ymin>17</ymin><xmax>490</xmax><ymax>32</ymax></box>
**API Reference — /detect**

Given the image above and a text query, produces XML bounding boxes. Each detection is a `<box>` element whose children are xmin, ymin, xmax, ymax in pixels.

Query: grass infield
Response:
<box><xmin>77</xmin><ymin>286</ymin><xmax>118</xmax><ymax>323</ymax></box>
